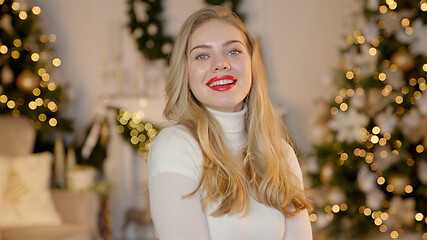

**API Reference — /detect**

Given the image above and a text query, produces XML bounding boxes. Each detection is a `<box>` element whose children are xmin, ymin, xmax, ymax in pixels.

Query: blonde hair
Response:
<box><xmin>164</xmin><ymin>5</ymin><xmax>311</xmax><ymax>217</ymax></box>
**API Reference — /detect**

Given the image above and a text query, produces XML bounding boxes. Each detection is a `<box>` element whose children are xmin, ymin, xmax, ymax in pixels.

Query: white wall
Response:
<box><xmin>35</xmin><ymin>0</ymin><xmax>355</xmax><ymax>152</ymax></box>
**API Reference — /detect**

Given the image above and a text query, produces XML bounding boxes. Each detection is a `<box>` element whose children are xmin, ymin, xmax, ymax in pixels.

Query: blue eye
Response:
<box><xmin>196</xmin><ymin>54</ymin><xmax>208</xmax><ymax>60</ymax></box>
<box><xmin>228</xmin><ymin>49</ymin><xmax>241</xmax><ymax>56</ymax></box>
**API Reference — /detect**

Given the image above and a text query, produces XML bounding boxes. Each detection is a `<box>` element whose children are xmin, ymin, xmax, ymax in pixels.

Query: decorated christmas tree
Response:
<box><xmin>0</xmin><ymin>0</ymin><xmax>72</xmax><ymax>152</ymax></box>
<box><xmin>309</xmin><ymin>0</ymin><xmax>426</xmax><ymax>239</ymax></box>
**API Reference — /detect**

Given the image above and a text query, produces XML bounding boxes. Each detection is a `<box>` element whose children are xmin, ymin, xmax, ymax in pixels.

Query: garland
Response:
<box><xmin>128</xmin><ymin>0</ymin><xmax>244</xmax><ymax>61</ymax></box>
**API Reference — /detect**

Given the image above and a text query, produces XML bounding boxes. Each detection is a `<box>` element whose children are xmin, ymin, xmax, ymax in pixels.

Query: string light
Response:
<box><xmin>379</xmin><ymin>5</ymin><xmax>388</xmax><ymax>13</ymax></box>
<box><xmin>32</xmin><ymin>6</ymin><xmax>41</xmax><ymax>15</ymax></box>
<box><xmin>369</xmin><ymin>47</ymin><xmax>377</xmax><ymax>56</ymax></box>
<box><xmin>309</xmin><ymin>214</ymin><xmax>317</xmax><ymax>222</ymax></box>
<box><xmin>405</xmin><ymin>27</ymin><xmax>414</xmax><ymax>35</ymax></box>
<box><xmin>52</xmin><ymin>58</ymin><xmax>61</xmax><ymax>67</ymax></box>
<box><xmin>401</xmin><ymin>18</ymin><xmax>410</xmax><ymax>27</ymax></box>
<box><xmin>390</xmin><ymin>230</ymin><xmax>399</xmax><ymax>239</ymax></box>
<box><xmin>11</xmin><ymin>2</ymin><xmax>19</xmax><ymax>10</ymax></box>
<box><xmin>378</xmin><ymin>73</ymin><xmax>387</xmax><ymax>81</ymax></box>
<box><xmin>346</xmin><ymin>71</ymin><xmax>354</xmax><ymax>79</ymax></box>
<box><xmin>0</xmin><ymin>95</ymin><xmax>7</xmax><ymax>103</ymax></box>
<box><xmin>13</xmin><ymin>39</ymin><xmax>22</xmax><ymax>47</ymax></box>
<box><xmin>421</xmin><ymin>0</ymin><xmax>427</xmax><ymax>11</ymax></box>
<box><xmin>416</xmin><ymin>145</ymin><xmax>424</xmax><ymax>153</ymax></box>
<box><xmin>377</xmin><ymin>177</ymin><xmax>386</xmax><ymax>185</ymax></box>
<box><xmin>7</xmin><ymin>100</ymin><xmax>15</xmax><ymax>109</ymax></box>
<box><xmin>395</xmin><ymin>96</ymin><xmax>403</xmax><ymax>104</ymax></box>
<box><xmin>32</xmin><ymin>88</ymin><xmax>41</xmax><ymax>96</ymax></box>
<box><xmin>340</xmin><ymin>103</ymin><xmax>348</xmax><ymax>111</ymax></box>
<box><xmin>18</xmin><ymin>11</ymin><xmax>27</xmax><ymax>20</ymax></box>
<box><xmin>11</xmin><ymin>50</ymin><xmax>20</xmax><ymax>59</ymax></box>
<box><xmin>31</xmin><ymin>53</ymin><xmax>40</xmax><ymax>62</ymax></box>
<box><xmin>49</xmin><ymin>118</ymin><xmax>57</xmax><ymax>127</ymax></box>
<box><xmin>0</xmin><ymin>45</ymin><xmax>7</xmax><ymax>54</ymax></box>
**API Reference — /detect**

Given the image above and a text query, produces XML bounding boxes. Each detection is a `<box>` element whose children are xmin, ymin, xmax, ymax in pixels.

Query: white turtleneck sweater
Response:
<box><xmin>147</xmin><ymin>105</ymin><xmax>312</xmax><ymax>240</ymax></box>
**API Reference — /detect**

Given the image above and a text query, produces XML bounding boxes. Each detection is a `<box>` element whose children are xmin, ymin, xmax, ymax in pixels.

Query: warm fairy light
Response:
<box><xmin>13</xmin><ymin>39</ymin><xmax>22</xmax><ymax>47</ymax></box>
<box><xmin>31</xmin><ymin>53</ymin><xmax>40</xmax><ymax>62</ymax></box>
<box><xmin>35</xmin><ymin>98</ymin><xmax>43</xmax><ymax>106</ymax></box>
<box><xmin>325</xmin><ymin>205</ymin><xmax>332</xmax><ymax>213</ymax></box>
<box><xmin>42</xmin><ymin>73</ymin><xmax>50</xmax><ymax>81</ymax></box>
<box><xmin>47</xmin><ymin>102</ymin><xmax>57</xmax><ymax>112</ymax></box>
<box><xmin>11</xmin><ymin>2</ymin><xmax>19</xmax><ymax>10</ymax></box>
<box><xmin>366</xmin><ymin>153</ymin><xmax>374</xmax><ymax>163</ymax></box>
<box><xmin>340</xmin><ymin>153</ymin><xmax>348</xmax><ymax>160</ymax></box>
<box><xmin>19</xmin><ymin>11</ymin><xmax>27</xmax><ymax>20</ymax></box>
<box><xmin>372</xmin><ymin>126</ymin><xmax>380</xmax><ymax>135</ymax></box>
<box><xmin>401</xmin><ymin>18</ymin><xmax>410</xmax><ymax>27</ymax></box>
<box><xmin>40</xmin><ymin>35</ymin><xmax>48</xmax><ymax>43</ymax></box>
<box><xmin>420</xmin><ymin>83</ymin><xmax>427</xmax><ymax>91</ymax></box>
<box><xmin>389</xmin><ymin>1</ymin><xmax>397</xmax><ymax>9</ymax></box>
<box><xmin>0</xmin><ymin>95</ymin><xmax>7</xmax><ymax>103</ymax></box>
<box><xmin>381</xmin><ymin>212</ymin><xmax>389</xmax><ymax>220</ymax></box>
<box><xmin>117</xmin><ymin>125</ymin><xmax>124</xmax><ymax>133</ymax></box>
<box><xmin>405</xmin><ymin>185</ymin><xmax>413</xmax><ymax>193</ymax></box>
<box><xmin>374</xmin><ymin>218</ymin><xmax>382</xmax><ymax>226</ymax></box>
<box><xmin>422</xmin><ymin>2</ymin><xmax>427</xmax><ymax>11</ymax></box>
<box><xmin>378</xmin><ymin>177</ymin><xmax>386</xmax><ymax>185</ymax></box>
<box><xmin>332</xmin><ymin>205</ymin><xmax>340</xmax><ymax>213</ymax></box>
<box><xmin>346</xmin><ymin>36</ymin><xmax>353</xmax><ymax>45</ymax></box>
<box><xmin>340</xmin><ymin>103</ymin><xmax>348</xmax><ymax>111</ymax></box>
<box><xmin>423</xmin><ymin>64</ymin><xmax>427</xmax><ymax>71</ymax></box>
<box><xmin>416</xmin><ymin>145</ymin><xmax>425</xmax><ymax>153</ymax></box>
<box><xmin>346</xmin><ymin>89</ymin><xmax>355</xmax><ymax>97</ymax></box>
<box><xmin>356</xmin><ymin>36</ymin><xmax>365</xmax><ymax>44</ymax></box>
<box><xmin>32</xmin><ymin>88</ymin><xmax>41</xmax><ymax>96</ymax></box>
<box><xmin>369</xmin><ymin>47</ymin><xmax>377</xmax><ymax>56</ymax></box>
<box><xmin>409</xmin><ymin>78</ymin><xmax>417</xmax><ymax>86</ymax></box>
<box><xmin>390</xmin><ymin>231</ymin><xmax>399</xmax><ymax>239</ymax></box>
<box><xmin>371</xmin><ymin>135</ymin><xmax>379</xmax><ymax>144</ymax></box>
<box><xmin>38</xmin><ymin>68</ymin><xmax>46</xmax><ymax>76</ymax></box>
<box><xmin>11</xmin><ymin>50</ymin><xmax>20</xmax><ymax>59</ymax></box>
<box><xmin>407</xmin><ymin>158</ymin><xmax>415</xmax><ymax>166</ymax></box>
<box><xmin>405</xmin><ymin>27</ymin><xmax>414</xmax><ymax>35</ymax></box>
<box><xmin>380</xmin><ymin>150</ymin><xmax>388</xmax><ymax>158</ymax></box>
<box><xmin>38</xmin><ymin>113</ymin><xmax>47</xmax><ymax>122</ymax></box>
<box><xmin>0</xmin><ymin>45</ymin><xmax>7</xmax><ymax>54</ymax></box>
<box><xmin>32</xmin><ymin>6</ymin><xmax>41</xmax><ymax>15</ymax></box>
<box><xmin>346</xmin><ymin>71</ymin><xmax>354</xmax><ymax>79</ymax></box>
<box><xmin>340</xmin><ymin>204</ymin><xmax>348</xmax><ymax>211</ymax></box>
<box><xmin>335</xmin><ymin>96</ymin><xmax>343</xmax><ymax>104</ymax></box>
<box><xmin>387</xmin><ymin>184</ymin><xmax>395</xmax><ymax>192</ymax></box>
<box><xmin>49</xmin><ymin>118</ymin><xmax>57</xmax><ymax>127</ymax></box>
<box><xmin>414</xmin><ymin>91</ymin><xmax>422</xmax><ymax>99</ymax></box>
<box><xmin>396</xmin><ymin>107</ymin><xmax>405</xmax><ymax>115</ymax></box>
<box><xmin>395</xmin><ymin>96</ymin><xmax>403</xmax><ymax>104</ymax></box>
<box><xmin>331</xmin><ymin>107</ymin><xmax>338</xmax><ymax>115</ymax></box>
<box><xmin>339</xmin><ymin>88</ymin><xmax>347</xmax><ymax>97</ymax></box>
<box><xmin>379</xmin><ymin>5</ymin><xmax>388</xmax><ymax>13</ymax></box>
<box><xmin>47</xmin><ymin>82</ymin><xmax>56</xmax><ymax>91</ymax></box>
<box><xmin>28</xmin><ymin>101</ymin><xmax>37</xmax><ymax>110</ymax></box>
<box><xmin>52</xmin><ymin>58</ymin><xmax>61</xmax><ymax>67</ymax></box>
<box><xmin>415</xmin><ymin>213</ymin><xmax>424</xmax><ymax>221</ymax></box>
<box><xmin>364</xmin><ymin>208</ymin><xmax>372</xmax><ymax>216</ymax></box>
<box><xmin>401</xmin><ymin>86</ymin><xmax>409</xmax><ymax>94</ymax></box>
<box><xmin>309</xmin><ymin>214</ymin><xmax>317</xmax><ymax>222</ymax></box>
<box><xmin>48</xmin><ymin>34</ymin><xmax>57</xmax><ymax>42</ymax></box>
<box><xmin>12</xmin><ymin>109</ymin><xmax>20</xmax><ymax>117</ymax></box>
<box><xmin>7</xmin><ymin>100</ymin><xmax>15</xmax><ymax>109</ymax></box>
<box><xmin>379</xmin><ymin>138</ymin><xmax>387</xmax><ymax>145</ymax></box>
<box><xmin>131</xmin><ymin>136</ymin><xmax>139</xmax><ymax>144</ymax></box>
<box><xmin>378</xmin><ymin>73</ymin><xmax>387</xmax><ymax>81</ymax></box>
<box><xmin>420</xmin><ymin>77</ymin><xmax>426</xmax><ymax>84</ymax></box>
<box><xmin>380</xmin><ymin>225</ymin><xmax>387</xmax><ymax>232</ymax></box>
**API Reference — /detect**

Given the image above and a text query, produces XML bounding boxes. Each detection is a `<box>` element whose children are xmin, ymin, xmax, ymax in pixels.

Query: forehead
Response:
<box><xmin>188</xmin><ymin>19</ymin><xmax>246</xmax><ymax>48</ymax></box>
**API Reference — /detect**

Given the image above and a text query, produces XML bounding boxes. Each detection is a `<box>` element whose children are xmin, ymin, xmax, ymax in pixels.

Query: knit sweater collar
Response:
<box><xmin>206</xmin><ymin>104</ymin><xmax>247</xmax><ymax>134</ymax></box>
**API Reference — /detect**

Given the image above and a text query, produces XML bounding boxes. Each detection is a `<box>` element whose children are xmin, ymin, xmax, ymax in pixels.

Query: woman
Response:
<box><xmin>148</xmin><ymin>5</ymin><xmax>312</xmax><ymax>239</ymax></box>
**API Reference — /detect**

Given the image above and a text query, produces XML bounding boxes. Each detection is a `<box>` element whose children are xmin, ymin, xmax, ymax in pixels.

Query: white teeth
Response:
<box><xmin>209</xmin><ymin>79</ymin><xmax>235</xmax><ymax>87</ymax></box>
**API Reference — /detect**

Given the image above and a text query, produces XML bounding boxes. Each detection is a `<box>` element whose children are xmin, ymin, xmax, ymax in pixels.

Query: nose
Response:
<box><xmin>211</xmin><ymin>55</ymin><xmax>230</xmax><ymax>72</ymax></box>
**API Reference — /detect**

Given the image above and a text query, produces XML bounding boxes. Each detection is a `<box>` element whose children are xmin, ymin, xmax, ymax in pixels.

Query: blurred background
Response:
<box><xmin>0</xmin><ymin>0</ymin><xmax>425</xmax><ymax>239</ymax></box>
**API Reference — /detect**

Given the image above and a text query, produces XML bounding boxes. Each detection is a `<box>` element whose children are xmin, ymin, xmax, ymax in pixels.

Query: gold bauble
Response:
<box><xmin>390</xmin><ymin>50</ymin><xmax>415</xmax><ymax>72</ymax></box>
<box><xmin>320</xmin><ymin>162</ymin><xmax>334</xmax><ymax>184</ymax></box>
<box><xmin>15</xmin><ymin>70</ymin><xmax>39</xmax><ymax>93</ymax></box>
<box><xmin>388</xmin><ymin>174</ymin><xmax>411</xmax><ymax>195</ymax></box>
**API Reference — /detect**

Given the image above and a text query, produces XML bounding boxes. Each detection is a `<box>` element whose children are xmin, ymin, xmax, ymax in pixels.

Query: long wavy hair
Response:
<box><xmin>164</xmin><ymin>5</ymin><xmax>311</xmax><ymax>217</ymax></box>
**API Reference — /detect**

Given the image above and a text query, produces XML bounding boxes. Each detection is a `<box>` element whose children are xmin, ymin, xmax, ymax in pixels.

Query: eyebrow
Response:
<box><xmin>189</xmin><ymin>40</ymin><xmax>244</xmax><ymax>54</ymax></box>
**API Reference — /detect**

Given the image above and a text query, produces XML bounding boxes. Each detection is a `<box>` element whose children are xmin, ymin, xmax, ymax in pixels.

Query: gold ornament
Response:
<box><xmin>388</xmin><ymin>174</ymin><xmax>411</xmax><ymax>195</ymax></box>
<box><xmin>15</xmin><ymin>70</ymin><xmax>39</xmax><ymax>93</ymax></box>
<box><xmin>320</xmin><ymin>162</ymin><xmax>334</xmax><ymax>184</ymax></box>
<box><xmin>390</xmin><ymin>50</ymin><xmax>415</xmax><ymax>72</ymax></box>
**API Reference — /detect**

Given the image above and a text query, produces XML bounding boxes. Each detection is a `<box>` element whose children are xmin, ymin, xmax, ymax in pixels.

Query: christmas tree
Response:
<box><xmin>309</xmin><ymin>0</ymin><xmax>427</xmax><ymax>239</ymax></box>
<box><xmin>0</xmin><ymin>0</ymin><xmax>72</xmax><ymax>152</ymax></box>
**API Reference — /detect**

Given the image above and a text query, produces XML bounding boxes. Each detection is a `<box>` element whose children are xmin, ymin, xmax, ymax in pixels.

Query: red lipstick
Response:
<box><xmin>206</xmin><ymin>75</ymin><xmax>237</xmax><ymax>91</ymax></box>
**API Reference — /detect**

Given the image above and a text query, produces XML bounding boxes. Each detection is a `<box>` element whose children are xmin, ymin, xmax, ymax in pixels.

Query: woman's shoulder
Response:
<box><xmin>147</xmin><ymin>124</ymin><xmax>203</xmax><ymax>181</ymax></box>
